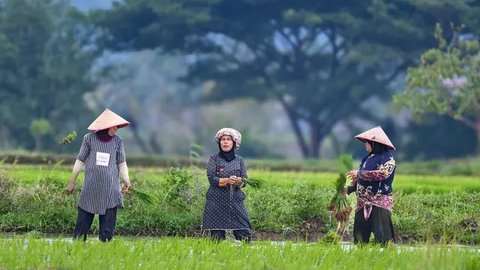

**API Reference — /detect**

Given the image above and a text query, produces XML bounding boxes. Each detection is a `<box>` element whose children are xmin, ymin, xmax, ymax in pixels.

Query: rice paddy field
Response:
<box><xmin>0</xmin><ymin>237</ymin><xmax>479</xmax><ymax>270</ymax></box>
<box><xmin>0</xmin><ymin>163</ymin><xmax>479</xmax><ymax>269</ymax></box>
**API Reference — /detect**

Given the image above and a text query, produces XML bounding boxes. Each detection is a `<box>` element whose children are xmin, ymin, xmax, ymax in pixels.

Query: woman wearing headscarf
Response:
<box><xmin>345</xmin><ymin>126</ymin><xmax>396</xmax><ymax>246</ymax></box>
<box><xmin>66</xmin><ymin>108</ymin><xmax>131</xmax><ymax>242</ymax></box>
<box><xmin>202</xmin><ymin>128</ymin><xmax>253</xmax><ymax>242</ymax></box>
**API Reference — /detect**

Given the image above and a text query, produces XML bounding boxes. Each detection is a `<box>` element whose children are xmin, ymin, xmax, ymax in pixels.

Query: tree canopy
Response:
<box><xmin>0</xmin><ymin>0</ymin><xmax>98</xmax><ymax>150</ymax></box>
<box><xmin>93</xmin><ymin>0</ymin><xmax>480</xmax><ymax>157</ymax></box>
<box><xmin>395</xmin><ymin>23</ymin><xmax>480</xmax><ymax>152</ymax></box>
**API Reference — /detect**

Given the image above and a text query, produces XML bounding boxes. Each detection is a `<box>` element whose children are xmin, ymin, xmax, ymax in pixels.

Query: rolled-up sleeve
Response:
<box><xmin>207</xmin><ymin>156</ymin><xmax>220</xmax><ymax>186</ymax></box>
<box><xmin>77</xmin><ymin>134</ymin><xmax>91</xmax><ymax>162</ymax></box>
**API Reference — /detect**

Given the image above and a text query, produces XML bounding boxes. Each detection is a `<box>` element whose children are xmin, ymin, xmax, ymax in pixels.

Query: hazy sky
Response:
<box><xmin>70</xmin><ymin>0</ymin><xmax>113</xmax><ymax>11</ymax></box>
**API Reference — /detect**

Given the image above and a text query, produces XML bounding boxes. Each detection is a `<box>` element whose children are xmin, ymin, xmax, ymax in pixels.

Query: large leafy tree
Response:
<box><xmin>94</xmin><ymin>0</ymin><xmax>479</xmax><ymax>157</ymax></box>
<box><xmin>0</xmin><ymin>0</ymin><xmax>98</xmax><ymax>150</ymax></box>
<box><xmin>395</xmin><ymin>24</ymin><xmax>480</xmax><ymax>153</ymax></box>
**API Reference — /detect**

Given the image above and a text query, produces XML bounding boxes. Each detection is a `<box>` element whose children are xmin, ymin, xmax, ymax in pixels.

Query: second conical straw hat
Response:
<box><xmin>355</xmin><ymin>126</ymin><xmax>395</xmax><ymax>150</ymax></box>
<box><xmin>87</xmin><ymin>108</ymin><xmax>130</xmax><ymax>131</ymax></box>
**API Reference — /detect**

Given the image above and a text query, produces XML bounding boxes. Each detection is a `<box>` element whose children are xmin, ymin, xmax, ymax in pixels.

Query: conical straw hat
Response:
<box><xmin>355</xmin><ymin>126</ymin><xmax>395</xmax><ymax>150</ymax></box>
<box><xmin>87</xmin><ymin>108</ymin><xmax>130</xmax><ymax>131</ymax></box>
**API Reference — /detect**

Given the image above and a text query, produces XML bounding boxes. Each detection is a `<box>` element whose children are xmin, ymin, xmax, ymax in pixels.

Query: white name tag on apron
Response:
<box><xmin>96</xmin><ymin>152</ymin><xmax>110</xmax><ymax>166</ymax></box>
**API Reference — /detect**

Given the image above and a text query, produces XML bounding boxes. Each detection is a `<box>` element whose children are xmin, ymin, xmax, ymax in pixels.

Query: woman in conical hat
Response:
<box><xmin>66</xmin><ymin>108</ymin><xmax>131</xmax><ymax>242</ymax></box>
<box><xmin>201</xmin><ymin>128</ymin><xmax>253</xmax><ymax>242</ymax></box>
<box><xmin>344</xmin><ymin>126</ymin><xmax>396</xmax><ymax>246</ymax></box>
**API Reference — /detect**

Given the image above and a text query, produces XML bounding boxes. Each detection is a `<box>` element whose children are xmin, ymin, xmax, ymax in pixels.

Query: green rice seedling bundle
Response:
<box><xmin>122</xmin><ymin>187</ymin><xmax>157</xmax><ymax>205</ymax></box>
<box><xmin>242</xmin><ymin>177</ymin><xmax>265</xmax><ymax>189</ymax></box>
<box><xmin>59</xmin><ymin>131</ymin><xmax>77</xmax><ymax>145</ymax></box>
<box><xmin>327</xmin><ymin>155</ymin><xmax>353</xmax><ymax>235</ymax></box>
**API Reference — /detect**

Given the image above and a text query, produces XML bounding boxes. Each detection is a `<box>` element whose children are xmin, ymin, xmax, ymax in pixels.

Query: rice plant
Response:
<box><xmin>327</xmin><ymin>154</ymin><xmax>354</xmax><ymax>238</ymax></box>
<box><xmin>0</xmin><ymin>237</ymin><xmax>478</xmax><ymax>270</ymax></box>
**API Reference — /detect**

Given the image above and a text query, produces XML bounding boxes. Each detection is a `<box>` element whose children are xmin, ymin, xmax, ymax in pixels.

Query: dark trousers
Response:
<box><xmin>210</xmin><ymin>230</ymin><xmax>252</xmax><ymax>242</ymax></box>
<box><xmin>73</xmin><ymin>206</ymin><xmax>118</xmax><ymax>242</ymax></box>
<box><xmin>353</xmin><ymin>206</ymin><xmax>395</xmax><ymax>246</ymax></box>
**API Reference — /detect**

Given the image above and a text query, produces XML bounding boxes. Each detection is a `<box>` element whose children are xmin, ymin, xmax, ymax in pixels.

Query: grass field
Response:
<box><xmin>3</xmin><ymin>164</ymin><xmax>480</xmax><ymax>193</ymax></box>
<box><xmin>1</xmin><ymin>163</ymin><xmax>479</xmax><ymax>269</ymax></box>
<box><xmin>0</xmin><ymin>164</ymin><xmax>479</xmax><ymax>244</ymax></box>
<box><xmin>0</xmin><ymin>237</ymin><xmax>478</xmax><ymax>270</ymax></box>
<box><xmin>2</xmin><ymin>153</ymin><xmax>480</xmax><ymax>175</ymax></box>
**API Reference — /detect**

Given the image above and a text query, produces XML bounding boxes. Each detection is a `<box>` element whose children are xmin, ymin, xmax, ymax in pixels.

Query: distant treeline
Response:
<box><xmin>2</xmin><ymin>0</ymin><xmax>480</xmax><ymax>160</ymax></box>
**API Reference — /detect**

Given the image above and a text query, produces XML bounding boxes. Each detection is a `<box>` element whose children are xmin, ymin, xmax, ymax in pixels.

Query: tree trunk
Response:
<box><xmin>149</xmin><ymin>132</ymin><xmax>162</xmax><ymax>153</ymax></box>
<box><xmin>277</xmin><ymin>97</ymin><xmax>309</xmax><ymax>157</ymax></box>
<box><xmin>34</xmin><ymin>137</ymin><xmax>42</xmax><ymax>152</ymax></box>
<box><xmin>276</xmin><ymin>96</ymin><xmax>331</xmax><ymax>158</ymax></box>
<box><xmin>309</xmin><ymin>120</ymin><xmax>321</xmax><ymax>158</ymax></box>
<box><xmin>131</xmin><ymin>127</ymin><xmax>151</xmax><ymax>154</ymax></box>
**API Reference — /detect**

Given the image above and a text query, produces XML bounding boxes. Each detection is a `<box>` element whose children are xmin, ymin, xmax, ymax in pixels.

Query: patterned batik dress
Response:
<box><xmin>202</xmin><ymin>153</ymin><xmax>252</xmax><ymax>231</ymax></box>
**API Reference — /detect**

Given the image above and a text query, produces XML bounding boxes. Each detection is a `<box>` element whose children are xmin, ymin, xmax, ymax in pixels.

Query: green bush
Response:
<box><xmin>0</xmin><ymin>167</ymin><xmax>479</xmax><ymax>244</ymax></box>
<box><xmin>163</xmin><ymin>167</ymin><xmax>196</xmax><ymax>210</ymax></box>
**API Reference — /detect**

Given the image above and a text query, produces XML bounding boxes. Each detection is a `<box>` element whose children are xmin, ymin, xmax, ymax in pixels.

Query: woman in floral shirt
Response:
<box><xmin>345</xmin><ymin>126</ymin><xmax>396</xmax><ymax>246</ymax></box>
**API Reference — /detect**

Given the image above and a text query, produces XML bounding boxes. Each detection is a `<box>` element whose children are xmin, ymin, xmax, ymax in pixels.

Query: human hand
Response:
<box><xmin>231</xmin><ymin>176</ymin><xmax>243</xmax><ymax>187</ymax></box>
<box><xmin>122</xmin><ymin>182</ymin><xmax>132</xmax><ymax>193</ymax></box>
<box><xmin>228</xmin><ymin>176</ymin><xmax>237</xmax><ymax>185</ymax></box>
<box><xmin>346</xmin><ymin>170</ymin><xmax>358</xmax><ymax>181</ymax></box>
<box><xmin>219</xmin><ymin>178</ymin><xmax>229</xmax><ymax>187</ymax></box>
<box><xmin>66</xmin><ymin>181</ymin><xmax>75</xmax><ymax>195</ymax></box>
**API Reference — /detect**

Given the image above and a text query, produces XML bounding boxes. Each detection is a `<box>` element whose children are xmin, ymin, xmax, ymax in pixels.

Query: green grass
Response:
<box><xmin>3</xmin><ymin>165</ymin><xmax>479</xmax><ymax>194</ymax></box>
<box><xmin>247</xmin><ymin>170</ymin><xmax>480</xmax><ymax>193</ymax></box>
<box><xmin>3</xmin><ymin>152</ymin><xmax>480</xmax><ymax>175</ymax></box>
<box><xmin>0</xmin><ymin>237</ymin><xmax>478</xmax><ymax>270</ymax></box>
<box><xmin>0</xmin><ymin>165</ymin><xmax>479</xmax><ymax>244</ymax></box>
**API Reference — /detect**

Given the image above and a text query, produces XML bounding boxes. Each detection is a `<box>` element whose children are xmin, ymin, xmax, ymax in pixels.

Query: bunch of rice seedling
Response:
<box><xmin>123</xmin><ymin>187</ymin><xmax>157</xmax><ymax>205</ymax></box>
<box><xmin>327</xmin><ymin>154</ymin><xmax>353</xmax><ymax>237</ymax></box>
<box><xmin>242</xmin><ymin>177</ymin><xmax>265</xmax><ymax>189</ymax></box>
<box><xmin>59</xmin><ymin>131</ymin><xmax>77</xmax><ymax>145</ymax></box>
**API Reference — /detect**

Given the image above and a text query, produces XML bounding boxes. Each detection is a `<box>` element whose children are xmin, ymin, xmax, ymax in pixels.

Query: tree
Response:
<box><xmin>85</xmin><ymin>51</ymin><xmax>192</xmax><ymax>154</ymax></box>
<box><xmin>394</xmin><ymin>24</ymin><xmax>480</xmax><ymax>153</ymax></box>
<box><xmin>401</xmin><ymin>115</ymin><xmax>477</xmax><ymax>160</ymax></box>
<box><xmin>30</xmin><ymin>118</ymin><xmax>52</xmax><ymax>151</ymax></box>
<box><xmin>94</xmin><ymin>0</ymin><xmax>480</xmax><ymax>157</ymax></box>
<box><xmin>0</xmin><ymin>0</ymin><xmax>98</xmax><ymax>150</ymax></box>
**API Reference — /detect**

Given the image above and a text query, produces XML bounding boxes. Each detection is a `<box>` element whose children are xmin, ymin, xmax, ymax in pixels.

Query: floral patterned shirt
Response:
<box><xmin>351</xmin><ymin>152</ymin><xmax>396</xmax><ymax>219</ymax></box>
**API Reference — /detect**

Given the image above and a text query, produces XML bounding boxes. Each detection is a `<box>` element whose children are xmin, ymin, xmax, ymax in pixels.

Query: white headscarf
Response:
<box><xmin>215</xmin><ymin>128</ymin><xmax>242</xmax><ymax>149</ymax></box>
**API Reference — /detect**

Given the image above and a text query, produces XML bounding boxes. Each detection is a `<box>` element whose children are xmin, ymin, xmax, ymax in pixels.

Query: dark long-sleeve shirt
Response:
<box><xmin>202</xmin><ymin>153</ymin><xmax>252</xmax><ymax>230</ymax></box>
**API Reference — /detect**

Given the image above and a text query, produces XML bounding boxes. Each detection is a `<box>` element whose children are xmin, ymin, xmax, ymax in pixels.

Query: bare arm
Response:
<box><xmin>119</xmin><ymin>162</ymin><xmax>132</xmax><ymax>190</ymax></box>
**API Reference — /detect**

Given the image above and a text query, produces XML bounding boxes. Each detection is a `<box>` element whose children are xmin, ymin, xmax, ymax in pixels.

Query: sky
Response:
<box><xmin>70</xmin><ymin>0</ymin><xmax>113</xmax><ymax>11</ymax></box>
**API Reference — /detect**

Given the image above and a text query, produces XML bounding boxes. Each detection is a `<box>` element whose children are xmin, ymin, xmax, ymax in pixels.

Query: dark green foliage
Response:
<box><xmin>0</xmin><ymin>174</ymin><xmax>13</xmax><ymax>214</ymax></box>
<box><xmin>0</xmin><ymin>0</ymin><xmax>98</xmax><ymax>151</ymax></box>
<box><xmin>395</xmin><ymin>23</ymin><xmax>480</xmax><ymax>153</ymax></box>
<box><xmin>163</xmin><ymin>167</ymin><xmax>197</xmax><ymax>210</ymax></box>
<box><xmin>93</xmin><ymin>0</ymin><xmax>480</xmax><ymax>158</ymax></box>
<box><xmin>0</xmin><ymin>170</ymin><xmax>479</xmax><ymax>243</ymax></box>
